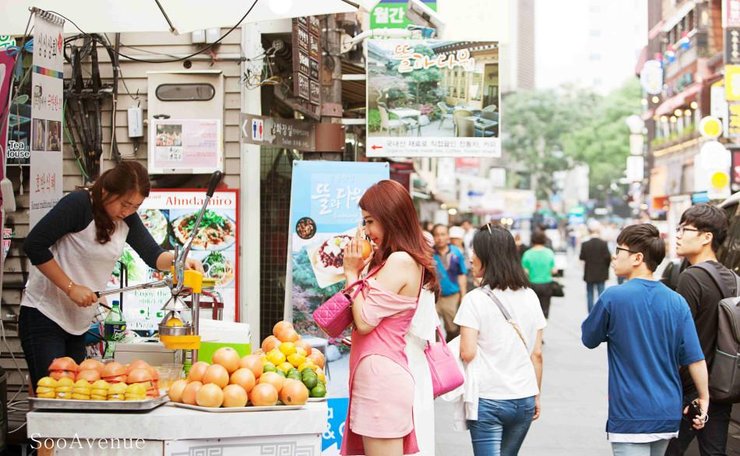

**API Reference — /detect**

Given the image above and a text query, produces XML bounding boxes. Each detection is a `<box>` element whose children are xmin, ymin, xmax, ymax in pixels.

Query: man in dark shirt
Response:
<box><xmin>579</xmin><ymin>225</ymin><xmax>612</xmax><ymax>313</ymax></box>
<box><xmin>666</xmin><ymin>204</ymin><xmax>735</xmax><ymax>456</ymax></box>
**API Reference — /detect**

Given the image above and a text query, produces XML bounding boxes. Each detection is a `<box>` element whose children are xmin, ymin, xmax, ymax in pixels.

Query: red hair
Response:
<box><xmin>359</xmin><ymin>180</ymin><xmax>438</xmax><ymax>293</ymax></box>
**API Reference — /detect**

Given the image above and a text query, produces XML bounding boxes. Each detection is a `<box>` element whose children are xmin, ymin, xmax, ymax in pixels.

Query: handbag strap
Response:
<box><xmin>480</xmin><ymin>286</ymin><xmax>528</xmax><ymax>350</ymax></box>
<box><xmin>344</xmin><ymin>263</ymin><xmax>384</xmax><ymax>299</ymax></box>
<box><xmin>426</xmin><ymin>325</ymin><xmax>448</xmax><ymax>349</ymax></box>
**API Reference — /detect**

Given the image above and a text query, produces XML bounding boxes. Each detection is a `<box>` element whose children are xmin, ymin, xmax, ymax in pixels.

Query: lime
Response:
<box><xmin>310</xmin><ymin>382</ymin><xmax>327</xmax><ymax>398</ymax></box>
<box><xmin>302</xmin><ymin>370</ymin><xmax>318</xmax><ymax>389</ymax></box>
<box><xmin>263</xmin><ymin>362</ymin><xmax>277</xmax><ymax>373</ymax></box>
<box><xmin>287</xmin><ymin>369</ymin><xmax>301</xmax><ymax>381</ymax></box>
<box><xmin>276</xmin><ymin>369</ymin><xmax>286</xmax><ymax>378</ymax></box>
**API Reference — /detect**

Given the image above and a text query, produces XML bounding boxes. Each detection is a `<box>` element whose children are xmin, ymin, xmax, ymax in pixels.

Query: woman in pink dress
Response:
<box><xmin>341</xmin><ymin>180</ymin><xmax>438</xmax><ymax>456</ymax></box>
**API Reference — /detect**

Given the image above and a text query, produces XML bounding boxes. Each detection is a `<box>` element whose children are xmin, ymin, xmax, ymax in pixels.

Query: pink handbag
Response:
<box><xmin>425</xmin><ymin>326</ymin><xmax>465</xmax><ymax>398</ymax></box>
<box><xmin>313</xmin><ymin>266</ymin><xmax>382</xmax><ymax>338</ymax></box>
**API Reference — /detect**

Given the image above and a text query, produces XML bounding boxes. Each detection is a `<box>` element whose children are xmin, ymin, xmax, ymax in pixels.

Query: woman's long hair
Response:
<box><xmin>474</xmin><ymin>224</ymin><xmax>529</xmax><ymax>291</ymax></box>
<box><xmin>90</xmin><ymin>161</ymin><xmax>151</xmax><ymax>244</ymax></box>
<box><xmin>359</xmin><ymin>180</ymin><xmax>438</xmax><ymax>293</ymax></box>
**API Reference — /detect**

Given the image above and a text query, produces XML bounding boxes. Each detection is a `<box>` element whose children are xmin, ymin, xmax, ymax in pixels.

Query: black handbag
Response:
<box><xmin>551</xmin><ymin>280</ymin><xmax>565</xmax><ymax>298</ymax></box>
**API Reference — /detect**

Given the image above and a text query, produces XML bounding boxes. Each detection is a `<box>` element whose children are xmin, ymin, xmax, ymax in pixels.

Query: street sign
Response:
<box><xmin>726</xmin><ymin>27</ymin><xmax>740</xmax><ymax>65</ymax></box>
<box><xmin>729</xmin><ymin>102</ymin><xmax>740</xmax><ymax>137</ymax></box>
<box><xmin>241</xmin><ymin>114</ymin><xmax>315</xmax><ymax>151</ymax></box>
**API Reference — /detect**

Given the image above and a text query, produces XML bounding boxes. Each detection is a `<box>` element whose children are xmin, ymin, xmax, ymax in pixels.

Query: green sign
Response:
<box><xmin>370</xmin><ymin>0</ymin><xmax>437</xmax><ymax>30</ymax></box>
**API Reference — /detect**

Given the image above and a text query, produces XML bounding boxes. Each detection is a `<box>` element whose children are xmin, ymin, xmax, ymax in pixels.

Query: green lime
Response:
<box><xmin>287</xmin><ymin>369</ymin><xmax>301</xmax><ymax>380</ymax></box>
<box><xmin>310</xmin><ymin>382</ymin><xmax>326</xmax><ymax>398</ymax></box>
<box><xmin>263</xmin><ymin>362</ymin><xmax>277</xmax><ymax>373</ymax></box>
<box><xmin>276</xmin><ymin>369</ymin><xmax>286</xmax><ymax>378</ymax></box>
<box><xmin>302</xmin><ymin>373</ymin><xmax>318</xmax><ymax>389</ymax></box>
<box><xmin>300</xmin><ymin>367</ymin><xmax>315</xmax><ymax>376</ymax></box>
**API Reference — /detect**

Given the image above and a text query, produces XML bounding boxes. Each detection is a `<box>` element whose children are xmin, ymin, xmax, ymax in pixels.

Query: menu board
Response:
<box><xmin>109</xmin><ymin>190</ymin><xmax>239</xmax><ymax>332</ymax></box>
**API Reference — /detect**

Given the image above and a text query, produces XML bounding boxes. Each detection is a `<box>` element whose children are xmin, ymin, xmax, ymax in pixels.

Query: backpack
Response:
<box><xmin>691</xmin><ymin>263</ymin><xmax>740</xmax><ymax>403</ymax></box>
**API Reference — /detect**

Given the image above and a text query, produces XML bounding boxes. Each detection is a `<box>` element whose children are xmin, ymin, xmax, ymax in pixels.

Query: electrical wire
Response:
<box><xmin>47</xmin><ymin>0</ymin><xmax>259</xmax><ymax>64</ymax></box>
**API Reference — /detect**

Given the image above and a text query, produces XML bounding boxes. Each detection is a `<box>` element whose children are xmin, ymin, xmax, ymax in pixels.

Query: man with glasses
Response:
<box><xmin>582</xmin><ymin>224</ymin><xmax>709</xmax><ymax>456</ymax></box>
<box><xmin>667</xmin><ymin>204</ymin><xmax>736</xmax><ymax>456</ymax></box>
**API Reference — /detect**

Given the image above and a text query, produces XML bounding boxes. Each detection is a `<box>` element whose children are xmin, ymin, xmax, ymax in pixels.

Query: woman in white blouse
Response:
<box><xmin>454</xmin><ymin>223</ymin><xmax>545</xmax><ymax>456</ymax></box>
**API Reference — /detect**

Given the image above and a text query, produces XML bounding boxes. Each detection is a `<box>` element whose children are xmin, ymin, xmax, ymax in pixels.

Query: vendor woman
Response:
<box><xmin>20</xmin><ymin>161</ymin><xmax>202</xmax><ymax>388</ymax></box>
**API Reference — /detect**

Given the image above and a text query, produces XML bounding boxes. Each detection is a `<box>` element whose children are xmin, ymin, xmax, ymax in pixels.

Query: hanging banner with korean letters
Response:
<box><xmin>29</xmin><ymin>11</ymin><xmax>64</xmax><ymax>228</ymax></box>
<box><xmin>367</xmin><ymin>39</ymin><xmax>501</xmax><ymax>157</ymax></box>
<box><xmin>0</xmin><ymin>50</ymin><xmax>15</xmax><ymax>175</ymax></box>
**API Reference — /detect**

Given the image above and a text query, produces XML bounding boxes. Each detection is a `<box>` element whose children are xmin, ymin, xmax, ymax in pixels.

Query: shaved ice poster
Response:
<box><xmin>286</xmin><ymin>161</ymin><xmax>389</xmax><ymax>337</ymax></box>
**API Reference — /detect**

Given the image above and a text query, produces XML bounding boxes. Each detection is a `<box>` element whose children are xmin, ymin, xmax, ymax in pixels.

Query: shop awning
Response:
<box><xmin>0</xmin><ymin>0</ymin><xmax>358</xmax><ymax>35</ymax></box>
<box><xmin>654</xmin><ymin>83</ymin><xmax>702</xmax><ymax>116</ymax></box>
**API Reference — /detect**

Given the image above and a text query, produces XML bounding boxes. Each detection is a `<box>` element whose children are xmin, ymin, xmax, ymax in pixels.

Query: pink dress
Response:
<box><xmin>341</xmin><ymin>277</ymin><xmax>421</xmax><ymax>455</ymax></box>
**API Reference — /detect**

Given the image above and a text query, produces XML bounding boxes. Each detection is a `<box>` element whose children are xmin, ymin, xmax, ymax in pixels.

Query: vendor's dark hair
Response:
<box><xmin>679</xmin><ymin>203</ymin><xmax>728</xmax><ymax>252</ymax></box>
<box><xmin>360</xmin><ymin>180</ymin><xmax>438</xmax><ymax>294</ymax></box>
<box><xmin>474</xmin><ymin>224</ymin><xmax>529</xmax><ymax>291</ymax></box>
<box><xmin>90</xmin><ymin>161</ymin><xmax>151</xmax><ymax>244</ymax></box>
<box><xmin>616</xmin><ymin>223</ymin><xmax>665</xmax><ymax>272</ymax></box>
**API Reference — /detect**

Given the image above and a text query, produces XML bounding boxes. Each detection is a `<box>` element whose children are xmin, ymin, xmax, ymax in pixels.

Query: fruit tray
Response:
<box><xmin>307</xmin><ymin>397</ymin><xmax>327</xmax><ymax>402</ymax></box>
<box><xmin>29</xmin><ymin>394</ymin><xmax>169</xmax><ymax>412</ymax></box>
<box><xmin>170</xmin><ymin>402</ymin><xmax>305</xmax><ymax>413</ymax></box>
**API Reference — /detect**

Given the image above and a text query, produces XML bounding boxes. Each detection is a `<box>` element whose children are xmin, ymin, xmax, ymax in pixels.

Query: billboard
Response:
<box><xmin>366</xmin><ymin>39</ymin><xmax>500</xmax><ymax>157</ymax></box>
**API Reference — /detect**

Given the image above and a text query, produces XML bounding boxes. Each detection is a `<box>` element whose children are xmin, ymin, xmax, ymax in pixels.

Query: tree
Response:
<box><xmin>562</xmin><ymin>79</ymin><xmax>642</xmax><ymax>196</ymax></box>
<box><xmin>503</xmin><ymin>86</ymin><xmax>600</xmax><ymax>202</ymax></box>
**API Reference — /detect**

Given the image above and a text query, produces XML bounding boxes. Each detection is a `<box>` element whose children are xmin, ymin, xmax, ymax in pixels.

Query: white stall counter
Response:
<box><xmin>27</xmin><ymin>402</ymin><xmax>328</xmax><ymax>455</ymax></box>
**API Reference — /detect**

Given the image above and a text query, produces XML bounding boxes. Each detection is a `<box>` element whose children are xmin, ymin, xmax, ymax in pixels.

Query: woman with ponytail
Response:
<box><xmin>20</xmin><ymin>161</ymin><xmax>202</xmax><ymax>388</ymax></box>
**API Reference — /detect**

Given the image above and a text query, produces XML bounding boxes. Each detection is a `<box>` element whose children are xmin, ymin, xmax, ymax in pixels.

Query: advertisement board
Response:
<box><xmin>109</xmin><ymin>190</ymin><xmax>239</xmax><ymax>331</ymax></box>
<box><xmin>29</xmin><ymin>13</ymin><xmax>64</xmax><ymax>227</ymax></box>
<box><xmin>148</xmin><ymin>118</ymin><xmax>223</xmax><ymax>174</ymax></box>
<box><xmin>366</xmin><ymin>39</ymin><xmax>500</xmax><ymax>157</ymax></box>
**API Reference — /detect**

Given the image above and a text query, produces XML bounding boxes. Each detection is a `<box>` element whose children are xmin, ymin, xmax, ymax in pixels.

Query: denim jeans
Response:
<box><xmin>19</xmin><ymin>306</ymin><xmax>86</xmax><ymax>389</ymax></box>
<box><xmin>467</xmin><ymin>396</ymin><xmax>536</xmax><ymax>456</ymax></box>
<box><xmin>664</xmin><ymin>397</ymin><xmax>732</xmax><ymax>456</ymax></box>
<box><xmin>586</xmin><ymin>281</ymin><xmax>605</xmax><ymax>313</ymax></box>
<box><xmin>612</xmin><ymin>440</ymin><xmax>670</xmax><ymax>456</ymax></box>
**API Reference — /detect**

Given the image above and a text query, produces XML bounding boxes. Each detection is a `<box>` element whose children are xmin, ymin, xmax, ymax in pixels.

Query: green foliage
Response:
<box><xmin>503</xmin><ymin>85</ymin><xmax>601</xmax><ymax>200</ymax></box>
<box><xmin>504</xmin><ymin>80</ymin><xmax>642</xmax><ymax>200</ymax></box>
<box><xmin>368</xmin><ymin>109</ymin><xmax>380</xmax><ymax>132</ymax></box>
<box><xmin>561</xmin><ymin>79</ymin><xmax>642</xmax><ymax>195</ymax></box>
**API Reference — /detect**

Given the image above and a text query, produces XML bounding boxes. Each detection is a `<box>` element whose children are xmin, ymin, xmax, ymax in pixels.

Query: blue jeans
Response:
<box><xmin>586</xmin><ymin>281</ymin><xmax>605</xmax><ymax>313</ymax></box>
<box><xmin>467</xmin><ymin>396</ymin><xmax>536</xmax><ymax>456</ymax></box>
<box><xmin>611</xmin><ymin>440</ymin><xmax>669</xmax><ymax>456</ymax></box>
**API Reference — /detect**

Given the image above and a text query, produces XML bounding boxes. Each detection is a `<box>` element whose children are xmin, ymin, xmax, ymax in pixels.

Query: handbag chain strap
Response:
<box><xmin>344</xmin><ymin>264</ymin><xmax>384</xmax><ymax>300</ymax></box>
<box><xmin>480</xmin><ymin>286</ymin><xmax>528</xmax><ymax>350</ymax></box>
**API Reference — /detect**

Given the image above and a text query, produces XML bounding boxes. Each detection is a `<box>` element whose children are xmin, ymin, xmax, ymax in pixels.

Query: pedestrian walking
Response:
<box><xmin>521</xmin><ymin>230</ymin><xmax>556</xmax><ymax>319</ymax></box>
<box><xmin>432</xmin><ymin>224</ymin><xmax>468</xmax><ymax>341</ymax></box>
<box><xmin>579</xmin><ymin>225</ymin><xmax>611</xmax><ymax>313</ymax></box>
<box><xmin>666</xmin><ymin>204</ymin><xmax>735</xmax><ymax>456</ymax></box>
<box><xmin>455</xmin><ymin>223</ymin><xmax>545</xmax><ymax>456</ymax></box>
<box><xmin>340</xmin><ymin>179</ymin><xmax>438</xmax><ymax>456</ymax></box>
<box><xmin>581</xmin><ymin>224</ymin><xmax>709</xmax><ymax>456</ymax></box>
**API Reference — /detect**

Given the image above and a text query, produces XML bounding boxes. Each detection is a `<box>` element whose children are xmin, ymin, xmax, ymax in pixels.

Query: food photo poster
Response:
<box><xmin>108</xmin><ymin>190</ymin><xmax>239</xmax><ymax>332</ymax></box>
<box><xmin>285</xmin><ymin>161</ymin><xmax>389</xmax><ymax>338</ymax></box>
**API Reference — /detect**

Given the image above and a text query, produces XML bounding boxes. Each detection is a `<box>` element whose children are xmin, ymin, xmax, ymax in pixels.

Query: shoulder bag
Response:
<box><xmin>313</xmin><ymin>265</ymin><xmax>382</xmax><ymax>338</ymax></box>
<box><xmin>425</xmin><ymin>326</ymin><xmax>465</xmax><ymax>398</ymax></box>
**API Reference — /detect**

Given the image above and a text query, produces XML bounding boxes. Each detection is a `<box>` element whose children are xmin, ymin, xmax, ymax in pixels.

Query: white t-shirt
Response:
<box><xmin>454</xmin><ymin>286</ymin><xmax>546</xmax><ymax>400</ymax></box>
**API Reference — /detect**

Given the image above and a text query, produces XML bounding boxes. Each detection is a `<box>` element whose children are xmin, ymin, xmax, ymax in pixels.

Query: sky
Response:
<box><xmin>535</xmin><ymin>0</ymin><xmax>647</xmax><ymax>93</ymax></box>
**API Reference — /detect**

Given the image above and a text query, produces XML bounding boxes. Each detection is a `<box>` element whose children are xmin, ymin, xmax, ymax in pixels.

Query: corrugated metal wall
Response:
<box><xmin>1</xmin><ymin>29</ymin><xmax>243</xmax><ymax>404</ymax></box>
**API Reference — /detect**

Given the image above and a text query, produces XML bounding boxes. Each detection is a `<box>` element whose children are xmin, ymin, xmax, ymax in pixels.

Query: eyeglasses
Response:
<box><xmin>615</xmin><ymin>246</ymin><xmax>639</xmax><ymax>255</ymax></box>
<box><xmin>486</xmin><ymin>223</ymin><xmax>492</xmax><ymax>234</ymax></box>
<box><xmin>676</xmin><ymin>226</ymin><xmax>701</xmax><ymax>236</ymax></box>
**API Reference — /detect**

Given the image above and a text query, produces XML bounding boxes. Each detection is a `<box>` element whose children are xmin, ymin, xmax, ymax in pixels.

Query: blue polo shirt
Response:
<box><xmin>434</xmin><ymin>244</ymin><xmax>468</xmax><ymax>297</ymax></box>
<box><xmin>581</xmin><ymin>279</ymin><xmax>704</xmax><ymax>437</ymax></box>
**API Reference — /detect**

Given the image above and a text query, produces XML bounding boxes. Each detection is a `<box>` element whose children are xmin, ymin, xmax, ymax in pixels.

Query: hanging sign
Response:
<box><xmin>29</xmin><ymin>11</ymin><xmax>64</xmax><ymax>228</ymax></box>
<box><xmin>241</xmin><ymin>114</ymin><xmax>315</xmax><ymax>151</ymax></box>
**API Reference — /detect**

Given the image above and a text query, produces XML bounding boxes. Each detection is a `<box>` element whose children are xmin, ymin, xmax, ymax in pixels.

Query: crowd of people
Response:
<box><xmin>337</xmin><ymin>188</ymin><xmax>729</xmax><ymax>456</ymax></box>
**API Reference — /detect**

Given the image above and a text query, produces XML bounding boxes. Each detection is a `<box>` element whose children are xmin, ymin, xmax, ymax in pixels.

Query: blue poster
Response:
<box><xmin>288</xmin><ymin>161</ymin><xmax>389</xmax><ymax>329</ymax></box>
<box><xmin>322</xmin><ymin>397</ymin><xmax>349</xmax><ymax>455</ymax></box>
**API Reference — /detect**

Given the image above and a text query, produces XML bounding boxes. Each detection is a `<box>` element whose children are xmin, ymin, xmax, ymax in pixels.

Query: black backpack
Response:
<box><xmin>691</xmin><ymin>263</ymin><xmax>740</xmax><ymax>403</ymax></box>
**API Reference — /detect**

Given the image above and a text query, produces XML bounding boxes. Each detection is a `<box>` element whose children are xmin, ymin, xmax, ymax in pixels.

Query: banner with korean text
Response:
<box><xmin>29</xmin><ymin>12</ymin><xmax>64</xmax><ymax>227</ymax></box>
<box><xmin>367</xmin><ymin>39</ymin><xmax>501</xmax><ymax>157</ymax></box>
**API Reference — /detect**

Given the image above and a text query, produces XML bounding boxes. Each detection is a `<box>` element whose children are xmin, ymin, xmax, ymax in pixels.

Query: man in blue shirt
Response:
<box><xmin>432</xmin><ymin>224</ymin><xmax>467</xmax><ymax>341</ymax></box>
<box><xmin>581</xmin><ymin>224</ymin><xmax>709</xmax><ymax>455</ymax></box>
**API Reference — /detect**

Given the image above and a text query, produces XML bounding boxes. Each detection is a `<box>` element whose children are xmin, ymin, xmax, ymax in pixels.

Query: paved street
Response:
<box><xmin>435</xmin><ymin>251</ymin><xmax>613</xmax><ymax>455</ymax></box>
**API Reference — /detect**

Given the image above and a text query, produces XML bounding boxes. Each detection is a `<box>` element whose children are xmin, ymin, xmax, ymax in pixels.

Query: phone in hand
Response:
<box><xmin>683</xmin><ymin>400</ymin><xmax>703</xmax><ymax>422</ymax></box>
